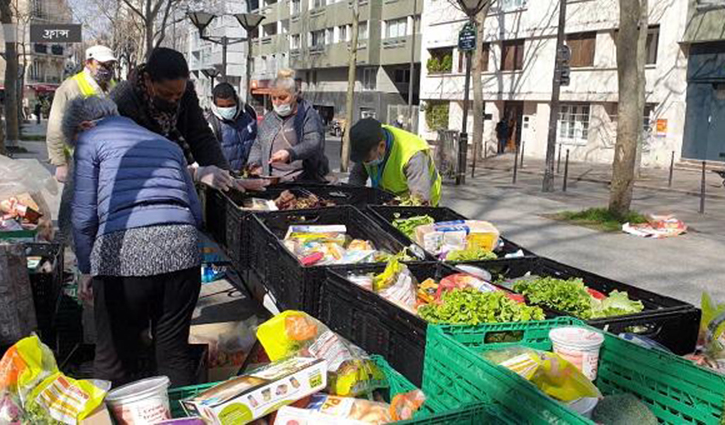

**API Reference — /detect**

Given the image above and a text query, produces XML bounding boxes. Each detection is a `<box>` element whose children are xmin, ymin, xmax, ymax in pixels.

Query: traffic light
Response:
<box><xmin>558</xmin><ymin>45</ymin><xmax>571</xmax><ymax>87</ymax></box>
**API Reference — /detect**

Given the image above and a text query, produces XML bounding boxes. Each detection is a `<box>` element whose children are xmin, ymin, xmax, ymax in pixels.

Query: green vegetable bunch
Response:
<box><xmin>513</xmin><ymin>278</ymin><xmax>644</xmax><ymax>319</ymax></box>
<box><xmin>446</xmin><ymin>248</ymin><xmax>498</xmax><ymax>262</ymax></box>
<box><xmin>419</xmin><ymin>289</ymin><xmax>545</xmax><ymax>325</ymax></box>
<box><xmin>513</xmin><ymin>277</ymin><xmax>594</xmax><ymax>319</ymax></box>
<box><xmin>392</xmin><ymin>214</ymin><xmax>435</xmax><ymax>239</ymax></box>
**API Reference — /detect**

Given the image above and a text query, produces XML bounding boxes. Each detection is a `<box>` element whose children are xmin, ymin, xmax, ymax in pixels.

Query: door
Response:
<box><xmin>503</xmin><ymin>101</ymin><xmax>524</xmax><ymax>152</ymax></box>
<box><xmin>707</xmin><ymin>84</ymin><xmax>725</xmax><ymax>161</ymax></box>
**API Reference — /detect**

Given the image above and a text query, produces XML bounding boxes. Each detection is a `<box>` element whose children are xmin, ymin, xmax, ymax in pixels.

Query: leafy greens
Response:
<box><xmin>418</xmin><ymin>289</ymin><xmax>545</xmax><ymax>325</ymax></box>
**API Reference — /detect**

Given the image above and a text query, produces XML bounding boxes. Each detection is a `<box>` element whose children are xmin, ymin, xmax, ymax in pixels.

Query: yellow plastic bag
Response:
<box><xmin>257</xmin><ymin>311</ymin><xmax>385</xmax><ymax>397</ymax></box>
<box><xmin>483</xmin><ymin>346</ymin><xmax>601</xmax><ymax>402</ymax></box>
<box><xmin>0</xmin><ymin>335</ymin><xmax>109</xmax><ymax>424</ymax></box>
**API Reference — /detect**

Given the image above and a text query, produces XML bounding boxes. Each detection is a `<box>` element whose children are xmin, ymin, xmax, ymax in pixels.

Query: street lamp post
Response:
<box><xmin>236</xmin><ymin>13</ymin><xmax>266</xmax><ymax>105</ymax></box>
<box><xmin>455</xmin><ymin>0</ymin><xmax>488</xmax><ymax>186</ymax></box>
<box><xmin>202</xmin><ymin>67</ymin><xmax>221</xmax><ymax>90</ymax></box>
<box><xmin>187</xmin><ymin>11</ymin><xmax>264</xmax><ymax>93</ymax></box>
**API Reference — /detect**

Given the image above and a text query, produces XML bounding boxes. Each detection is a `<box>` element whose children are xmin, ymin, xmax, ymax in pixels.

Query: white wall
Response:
<box><xmin>419</xmin><ymin>0</ymin><xmax>689</xmax><ymax>166</ymax></box>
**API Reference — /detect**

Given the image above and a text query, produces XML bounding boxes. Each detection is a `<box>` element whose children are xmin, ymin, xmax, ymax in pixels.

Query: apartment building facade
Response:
<box><xmin>249</xmin><ymin>0</ymin><xmax>421</xmax><ymax>126</ymax></box>
<box><xmin>182</xmin><ymin>1</ymin><xmax>251</xmax><ymax>110</ymax></box>
<box><xmin>419</xmin><ymin>0</ymin><xmax>690</xmax><ymax>167</ymax></box>
<box><xmin>681</xmin><ymin>0</ymin><xmax>725</xmax><ymax>163</ymax></box>
<box><xmin>0</xmin><ymin>0</ymin><xmax>74</xmax><ymax>108</ymax></box>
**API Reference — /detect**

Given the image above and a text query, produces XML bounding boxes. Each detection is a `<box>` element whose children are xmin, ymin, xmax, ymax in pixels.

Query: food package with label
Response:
<box><xmin>181</xmin><ymin>357</ymin><xmax>327</xmax><ymax>425</ymax></box>
<box><xmin>414</xmin><ymin>220</ymin><xmax>500</xmax><ymax>255</ymax></box>
<box><xmin>275</xmin><ymin>390</ymin><xmax>426</xmax><ymax>425</ymax></box>
<box><xmin>256</xmin><ymin>311</ymin><xmax>385</xmax><ymax>397</ymax></box>
<box><xmin>0</xmin><ymin>335</ymin><xmax>110</xmax><ymax>424</ymax></box>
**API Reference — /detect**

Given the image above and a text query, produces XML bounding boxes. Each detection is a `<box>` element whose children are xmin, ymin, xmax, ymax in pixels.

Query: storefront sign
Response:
<box><xmin>30</xmin><ymin>24</ymin><xmax>81</xmax><ymax>43</ymax></box>
<box><xmin>656</xmin><ymin>119</ymin><xmax>668</xmax><ymax>137</ymax></box>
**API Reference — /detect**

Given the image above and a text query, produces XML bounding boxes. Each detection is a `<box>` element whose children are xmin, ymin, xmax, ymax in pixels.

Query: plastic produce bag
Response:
<box><xmin>0</xmin><ymin>156</ymin><xmax>58</xmax><ymax>200</ymax></box>
<box><xmin>685</xmin><ymin>293</ymin><xmax>725</xmax><ymax>372</ymax></box>
<box><xmin>256</xmin><ymin>311</ymin><xmax>385</xmax><ymax>397</ymax></box>
<box><xmin>372</xmin><ymin>260</ymin><xmax>417</xmax><ymax>313</ymax></box>
<box><xmin>0</xmin><ymin>335</ymin><xmax>109</xmax><ymax>424</ymax></box>
<box><xmin>482</xmin><ymin>346</ymin><xmax>601</xmax><ymax>402</ymax></box>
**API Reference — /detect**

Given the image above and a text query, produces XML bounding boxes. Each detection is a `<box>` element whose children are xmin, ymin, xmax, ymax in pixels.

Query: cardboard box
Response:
<box><xmin>80</xmin><ymin>404</ymin><xmax>113</xmax><ymax>425</ymax></box>
<box><xmin>181</xmin><ymin>357</ymin><xmax>327</xmax><ymax>425</ymax></box>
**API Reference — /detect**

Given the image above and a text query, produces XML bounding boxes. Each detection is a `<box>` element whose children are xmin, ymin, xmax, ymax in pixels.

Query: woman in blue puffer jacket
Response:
<box><xmin>66</xmin><ymin>95</ymin><xmax>202</xmax><ymax>388</ymax></box>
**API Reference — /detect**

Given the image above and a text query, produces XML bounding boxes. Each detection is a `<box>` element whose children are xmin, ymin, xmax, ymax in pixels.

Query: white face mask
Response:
<box><xmin>274</xmin><ymin>102</ymin><xmax>293</xmax><ymax>117</ymax></box>
<box><xmin>214</xmin><ymin>104</ymin><xmax>237</xmax><ymax>121</ymax></box>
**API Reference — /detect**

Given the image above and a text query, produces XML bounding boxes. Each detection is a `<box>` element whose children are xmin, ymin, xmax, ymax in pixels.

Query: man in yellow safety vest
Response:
<box><xmin>348</xmin><ymin>118</ymin><xmax>441</xmax><ymax>206</ymax></box>
<box><xmin>47</xmin><ymin>45</ymin><xmax>117</xmax><ymax>248</ymax></box>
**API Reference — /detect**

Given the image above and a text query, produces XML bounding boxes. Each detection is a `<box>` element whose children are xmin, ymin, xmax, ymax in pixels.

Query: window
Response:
<box><xmin>500</xmin><ymin>0</ymin><xmax>528</xmax><ymax>12</ymax></box>
<box><xmin>385</xmin><ymin>18</ymin><xmax>407</xmax><ymax>39</ymax></box>
<box><xmin>281</xmin><ymin>20</ymin><xmax>289</xmax><ymax>34</ymax></box>
<box><xmin>457</xmin><ymin>43</ymin><xmax>490</xmax><ymax>73</ymax></box>
<box><xmin>359</xmin><ymin>21</ymin><xmax>368</xmax><ymax>40</ymax></box>
<box><xmin>646</xmin><ymin>26</ymin><xmax>659</xmax><ymax>65</ymax></box>
<box><xmin>263</xmin><ymin>23</ymin><xmax>277</xmax><ymax>37</ymax></box>
<box><xmin>310</xmin><ymin>30</ymin><xmax>325</xmax><ymax>47</ymax></box>
<box><xmin>338</xmin><ymin>25</ymin><xmax>349</xmax><ymax>42</ymax></box>
<box><xmin>363</xmin><ymin>68</ymin><xmax>376</xmax><ymax>90</ymax></box>
<box><xmin>501</xmin><ymin>39</ymin><xmax>524</xmax><ymax>71</ymax></box>
<box><xmin>311</xmin><ymin>0</ymin><xmax>325</xmax><ymax>8</ymax></box>
<box><xmin>291</xmin><ymin>34</ymin><xmax>301</xmax><ymax>49</ymax></box>
<box><xmin>325</xmin><ymin>28</ymin><xmax>334</xmax><ymax>44</ymax></box>
<box><xmin>291</xmin><ymin>0</ymin><xmax>301</xmax><ymax>14</ymax></box>
<box><xmin>566</xmin><ymin>32</ymin><xmax>596</xmax><ymax>68</ymax></box>
<box><xmin>558</xmin><ymin>104</ymin><xmax>591</xmax><ymax>144</ymax></box>
<box><xmin>33</xmin><ymin>43</ymin><xmax>47</xmax><ymax>54</ymax></box>
<box><xmin>394</xmin><ymin>68</ymin><xmax>411</xmax><ymax>84</ymax></box>
<box><xmin>428</xmin><ymin>47</ymin><xmax>453</xmax><ymax>73</ymax></box>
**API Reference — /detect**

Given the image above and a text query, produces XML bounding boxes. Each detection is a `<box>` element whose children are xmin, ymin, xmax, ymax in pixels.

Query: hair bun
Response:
<box><xmin>277</xmin><ymin>68</ymin><xmax>295</xmax><ymax>79</ymax></box>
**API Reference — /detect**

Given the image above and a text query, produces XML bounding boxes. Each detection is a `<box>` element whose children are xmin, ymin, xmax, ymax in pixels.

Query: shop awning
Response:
<box><xmin>30</xmin><ymin>84</ymin><xmax>59</xmax><ymax>93</ymax></box>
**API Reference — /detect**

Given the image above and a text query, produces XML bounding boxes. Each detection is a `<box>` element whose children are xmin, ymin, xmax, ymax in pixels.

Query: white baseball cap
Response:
<box><xmin>86</xmin><ymin>45</ymin><xmax>117</xmax><ymax>63</ymax></box>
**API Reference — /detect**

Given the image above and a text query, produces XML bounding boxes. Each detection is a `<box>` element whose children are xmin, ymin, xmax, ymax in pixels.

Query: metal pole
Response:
<box><xmin>700</xmin><ymin>161</ymin><xmax>706</xmax><ymax>214</ymax></box>
<box><xmin>563</xmin><ymin>149</ymin><xmax>570</xmax><ymax>192</ymax></box>
<box><xmin>456</xmin><ymin>46</ymin><xmax>473</xmax><ymax>185</ymax></box>
<box><xmin>557</xmin><ymin>144</ymin><xmax>562</xmax><ymax>173</ymax></box>
<box><xmin>407</xmin><ymin>0</ymin><xmax>417</xmax><ymax>132</ymax></box>
<box><xmin>520</xmin><ymin>140</ymin><xmax>525</xmax><ymax>169</ymax></box>
<box><xmin>513</xmin><ymin>141</ymin><xmax>519</xmax><ymax>184</ymax></box>
<box><xmin>543</xmin><ymin>0</ymin><xmax>567</xmax><ymax>192</ymax></box>
<box><xmin>668</xmin><ymin>150</ymin><xmax>675</xmax><ymax>188</ymax></box>
<box><xmin>221</xmin><ymin>36</ymin><xmax>228</xmax><ymax>82</ymax></box>
<box><xmin>246</xmin><ymin>37</ymin><xmax>253</xmax><ymax>105</ymax></box>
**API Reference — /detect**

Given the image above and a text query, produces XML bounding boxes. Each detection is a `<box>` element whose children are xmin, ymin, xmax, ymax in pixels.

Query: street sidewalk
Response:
<box><xmin>476</xmin><ymin>153</ymin><xmax>725</xmax><ymax>200</ymax></box>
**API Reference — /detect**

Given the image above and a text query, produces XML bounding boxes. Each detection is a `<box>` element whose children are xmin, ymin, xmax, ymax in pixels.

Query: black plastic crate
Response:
<box><xmin>249</xmin><ymin>205</ymin><xmax>429</xmax><ymax>316</ymax></box>
<box><xmin>204</xmin><ymin>188</ymin><xmax>227</xmax><ymax>248</ymax></box>
<box><xmin>219</xmin><ymin>185</ymin><xmax>395</xmax><ymax>271</ymax></box>
<box><xmin>455</xmin><ymin>257</ymin><xmax>700</xmax><ymax>354</ymax></box>
<box><xmin>321</xmin><ymin>262</ymin><xmax>455</xmax><ymax>387</ymax></box>
<box><xmin>25</xmin><ymin>242</ymin><xmax>64</xmax><ymax>344</ymax></box>
<box><xmin>366</xmin><ymin>205</ymin><xmax>534</xmax><ymax>260</ymax></box>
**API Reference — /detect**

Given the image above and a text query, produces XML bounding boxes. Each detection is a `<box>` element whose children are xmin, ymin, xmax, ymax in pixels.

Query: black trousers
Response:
<box><xmin>93</xmin><ymin>266</ymin><xmax>201</xmax><ymax>388</ymax></box>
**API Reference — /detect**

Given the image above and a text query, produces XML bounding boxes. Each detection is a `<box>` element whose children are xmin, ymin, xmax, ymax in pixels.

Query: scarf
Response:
<box><xmin>134</xmin><ymin>65</ymin><xmax>195</xmax><ymax>164</ymax></box>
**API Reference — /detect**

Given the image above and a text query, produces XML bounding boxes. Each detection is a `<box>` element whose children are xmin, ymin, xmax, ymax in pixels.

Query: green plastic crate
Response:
<box><xmin>168</xmin><ymin>355</ymin><xmax>500</xmax><ymax>424</ymax></box>
<box><xmin>424</xmin><ymin>318</ymin><xmax>725</xmax><ymax>425</ymax></box>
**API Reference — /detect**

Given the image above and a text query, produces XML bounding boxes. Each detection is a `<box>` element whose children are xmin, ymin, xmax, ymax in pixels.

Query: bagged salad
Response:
<box><xmin>256</xmin><ymin>311</ymin><xmax>385</xmax><ymax>397</ymax></box>
<box><xmin>0</xmin><ymin>335</ymin><xmax>109</xmax><ymax>425</ymax></box>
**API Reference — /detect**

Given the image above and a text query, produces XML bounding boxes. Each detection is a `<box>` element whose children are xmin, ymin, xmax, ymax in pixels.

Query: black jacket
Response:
<box><xmin>111</xmin><ymin>78</ymin><xmax>230</xmax><ymax>169</ymax></box>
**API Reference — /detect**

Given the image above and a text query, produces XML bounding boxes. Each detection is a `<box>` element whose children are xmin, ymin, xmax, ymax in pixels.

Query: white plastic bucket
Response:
<box><xmin>106</xmin><ymin>376</ymin><xmax>171</xmax><ymax>425</ymax></box>
<box><xmin>549</xmin><ymin>327</ymin><xmax>605</xmax><ymax>381</ymax></box>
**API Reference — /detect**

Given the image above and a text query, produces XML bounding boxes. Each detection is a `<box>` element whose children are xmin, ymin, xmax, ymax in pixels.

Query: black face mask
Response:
<box><xmin>153</xmin><ymin>97</ymin><xmax>178</xmax><ymax>113</ymax></box>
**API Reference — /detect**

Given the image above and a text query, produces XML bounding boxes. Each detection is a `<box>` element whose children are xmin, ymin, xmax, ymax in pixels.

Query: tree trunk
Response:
<box><xmin>609</xmin><ymin>0</ymin><xmax>646</xmax><ymax>218</ymax></box>
<box><xmin>471</xmin><ymin>4</ymin><xmax>491</xmax><ymax>162</ymax></box>
<box><xmin>633</xmin><ymin>0</ymin><xmax>648</xmax><ymax>177</ymax></box>
<box><xmin>0</xmin><ymin>104</ymin><xmax>6</xmax><ymax>155</ymax></box>
<box><xmin>0</xmin><ymin>0</ymin><xmax>20</xmax><ymax>149</ymax></box>
<box><xmin>341</xmin><ymin>0</ymin><xmax>359</xmax><ymax>173</ymax></box>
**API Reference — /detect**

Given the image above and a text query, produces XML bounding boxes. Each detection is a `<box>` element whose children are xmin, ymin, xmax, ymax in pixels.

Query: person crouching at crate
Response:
<box><xmin>64</xmin><ymin>95</ymin><xmax>203</xmax><ymax>388</ymax></box>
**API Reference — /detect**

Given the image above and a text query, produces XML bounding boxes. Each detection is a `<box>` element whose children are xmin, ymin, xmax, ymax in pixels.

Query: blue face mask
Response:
<box><xmin>365</xmin><ymin>156</ymin><xmax>384</xmax><ymax>167</ymax></box>
<box><xmin>214</xmin><ymin>104</ymin><xmax>237</xmax><ymax>121</ymax></box>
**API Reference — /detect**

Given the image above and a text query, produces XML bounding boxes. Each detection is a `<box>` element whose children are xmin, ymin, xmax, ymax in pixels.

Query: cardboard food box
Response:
<box><xmin>415</xmin><ymin>220</ymin><xmax>500</xmax><ymax>254</ymax></box>
<box><xmin>181</xmin><ymin>357</ymin><xmax>327</xmax><ymax>425</ymax></box>
<box><xmin>80</xmin><ymin>404</ymin><xmax>114</xmax><ymax>425</ymax></box>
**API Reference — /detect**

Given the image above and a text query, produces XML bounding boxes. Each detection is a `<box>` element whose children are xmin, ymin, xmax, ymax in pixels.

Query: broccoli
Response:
<box><xmin>591</xmin><ymin>394</ymin><xmax>657</xmax><ymax>425</ymax></box>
